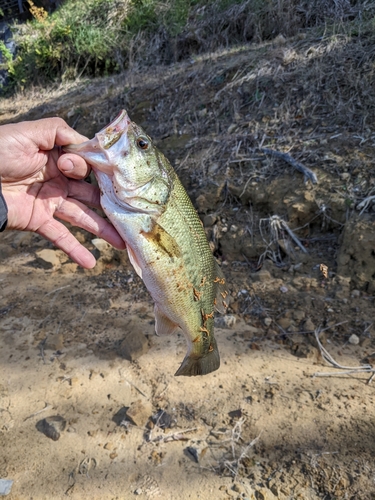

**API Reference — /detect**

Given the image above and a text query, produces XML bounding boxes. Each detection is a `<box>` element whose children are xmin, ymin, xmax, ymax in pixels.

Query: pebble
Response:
<box><xmin>151</xmin><ymin>409</ymin><xmax>172</xmax><ymax>429</ymax></box>
<box><xmin>185</xmin><ymin>446</ymin><xmax>207</xmax><ymax>464</ymax></box>
<box><xmin>351</xmin><ymin>289</ymin><xmax>361</xmax><ymax>298</ymax></box>
<box><xmin>214</xmin><ymin>315</ymin><xmax>237</xmax><ymax>329</ymax></box>
<box><xmin>293</xmin><ymin>310</ymin><xmax>305</xmax><ymax>321</ymax></box>
<box><xmin>255</xmin><ymin>487</ymin><xmax>278</xmax><ymax>499</ymax></box>
<box><xmin>126</xmin><ymin>400</ymin><xmax>152</xmax><ymax>427</ymax></box>
<box><xmin>45</xmin><ymin>333</ymin><xmax>64</xmax><ymax>351</ymax></box>
<box><xmin>203</xmin><ymin>214</ymin><xmax>217</xmax><ymax>227</ymax></box>
<box><xmin>37</xmin><ymin>415</ymin><xmax>66</xmax><ymax>441</ymax></box>
<box><xmin>277</xmin><ymin>317</ymin><xmax>293</xmax><ymax>330</ymax></box>
<box><xmin>304</xmin><ymin>318</ymin><xmax>316</xmax><ymax>332</ymax></box>
<box><xmin>251</xmin><ymin>270</ymin><xmax>272</xmax><ymax>282</ymax></box>
<box><xmin>0</xmin><ymin>479</ymin><xmax>13</xmax><ymax>496</ymax></box>
<box><xmin>91</xmin><ymin>238</ymin><xmax>114</xmax><ymax>263</ymax></box>
<box><xmin>264</xmin><ymin>317</ymin><xmax>272</xmax><ymax>327</ymax></box>
<box><xmin>35</xmin><ymin>249</ymin><xmax>61</xmax><ymax>269</ymax></box>
<box><xmin>348</xmin><ymin>334</ymin><xmax>360</xmax><ymax>345</ymax></box>
<box><xmin>118</xmin><ymin>330</ymin><xmax>149</xmax><ymax>362</ymax></box>
<box><xmin>241</xmin><ymin>326</ymin><xmax>262</xmax><ymax>339</ymax></box>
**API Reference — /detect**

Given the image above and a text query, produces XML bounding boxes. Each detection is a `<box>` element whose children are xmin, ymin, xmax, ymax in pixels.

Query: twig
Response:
<box><xmin>45</xmin><ymin>285</ymin><xmax>71</xmax><ymax>297</ymax></box>
<box><xmin>118</xmin><ymin>369</ymin><xmax>148</xmax><ymax>398</ymax></box>
<box><xmin>24</xmin><ymin>402</ymin><xmax>52</xmax><ymax>421</ymax></box>
<box><xmin>261</xmin><ymin>148</ymin><xmax>318</xmax><ymax>184</ymax></box>
<box><xmin>224</xmin><ymin>430</ymin><xmax>262</xmax><ymax>480</ymax></box>
<box><xmin>357</xmin><ymin>195</ymin><xmax>375</xmax><ymax>215</ymax></box>
<box><xmin>312</xmin><ymin>328</ymin><xmax>375</xmax><ymax>382</ymax></box>
<box><xmin>149</xmin><ymin>427</ymin><xmax>197</xmax><ymax>443</ymax></box>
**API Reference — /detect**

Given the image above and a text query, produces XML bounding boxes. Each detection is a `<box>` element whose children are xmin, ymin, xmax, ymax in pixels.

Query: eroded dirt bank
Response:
<box><xmin>1</xmin><ymin>32</ymin><xmax>375</xmax><ymax>499</ymax></box>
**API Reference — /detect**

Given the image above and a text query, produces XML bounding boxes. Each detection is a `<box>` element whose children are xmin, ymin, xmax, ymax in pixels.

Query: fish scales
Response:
<box><xmin>64</xmin><ymin>110</ymin><xmax>228</xmax><ymax>376</ymax></box>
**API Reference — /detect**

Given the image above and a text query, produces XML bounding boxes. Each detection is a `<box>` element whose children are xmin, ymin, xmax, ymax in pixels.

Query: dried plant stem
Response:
<box><xmin>312</xmin><ymin>328</ymin><xmax>375</xmax><ymax>383</ymax></box>
<box><xmin>261</xmin><ymin>148</ymin><xmax>318</xmax><ymax>184</ymax></box>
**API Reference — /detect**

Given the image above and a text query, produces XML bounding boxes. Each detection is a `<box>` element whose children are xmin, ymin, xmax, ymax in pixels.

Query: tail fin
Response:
<box><xmin>175</xmin><ymin>342</ymin><xmax>220</xmax><ymax>377</ymax></box>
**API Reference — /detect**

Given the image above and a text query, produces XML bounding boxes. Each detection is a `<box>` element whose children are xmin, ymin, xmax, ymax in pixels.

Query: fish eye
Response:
<box><xmin>136</xmin><ymin>136</ymin><xmax>150</xmax><ymax>151</ymax></box>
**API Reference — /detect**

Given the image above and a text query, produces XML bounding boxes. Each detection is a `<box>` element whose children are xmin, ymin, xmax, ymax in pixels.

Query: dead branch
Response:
<box><xmin>260</xmin><ymin>148</ymin><xmax>318</xmax><ymax>184</ymax></box>
<box><xmin>312</xmin><ymin>328</ymin><xmax>375</xmax><ymax>383</ymax></box>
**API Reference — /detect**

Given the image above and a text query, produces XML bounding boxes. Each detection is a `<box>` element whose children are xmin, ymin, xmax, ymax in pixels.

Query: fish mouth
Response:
<box><xmin>63</xmin><ymin>110</ymin><xmax>131</xmax><ymax>174</ymax></box>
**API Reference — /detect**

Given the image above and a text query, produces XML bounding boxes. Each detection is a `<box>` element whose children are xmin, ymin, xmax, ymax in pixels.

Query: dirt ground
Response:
<box><xmin>1</xmin><ymin>32</ymin><xmax>375</xmax><ymax>499</ymax></box>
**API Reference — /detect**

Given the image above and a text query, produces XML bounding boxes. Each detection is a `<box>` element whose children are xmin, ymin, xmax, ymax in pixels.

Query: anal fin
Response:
<box><xmin>154</xmin><ymin>305</ymin><xmax>179</xmax><ymax>336</ymax></box>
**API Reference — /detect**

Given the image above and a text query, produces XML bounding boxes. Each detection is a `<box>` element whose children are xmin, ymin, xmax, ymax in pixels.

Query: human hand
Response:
<box><xmin>0</xmin><ymin>117</ymin><xmax>126</xmax><ymax>268</ymax></box>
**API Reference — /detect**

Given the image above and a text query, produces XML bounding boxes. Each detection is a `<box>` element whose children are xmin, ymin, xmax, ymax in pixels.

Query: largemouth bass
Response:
<box><xmin>65</xmin><ymin>110</ymin><xmax>228</xmax><ymax>376</ymax></box>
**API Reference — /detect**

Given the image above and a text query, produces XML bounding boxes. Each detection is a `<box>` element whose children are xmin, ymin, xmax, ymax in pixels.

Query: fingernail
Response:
<box><xmin>61</xmin><ymin>158</ymin><xmax>74</xmax><ymax>172</ymax></box>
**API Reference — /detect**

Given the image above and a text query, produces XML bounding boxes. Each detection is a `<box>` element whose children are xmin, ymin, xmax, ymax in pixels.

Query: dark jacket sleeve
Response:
<box><xmin>0</xmin><ymin>179</ymin><xmax>8</xmax><ymax>232</ymax></box>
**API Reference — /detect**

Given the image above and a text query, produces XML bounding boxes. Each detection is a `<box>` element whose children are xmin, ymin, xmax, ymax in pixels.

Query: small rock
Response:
<box><xmin>44</xmin><ymin>333</ymin><xmax>64</xmax><ymax>351</ymax></box>
<box><xmin>184</xmin><ymin>446</ymin><xmax>207</xmax><ymax>463</ymax></box>
<box><xmin>241</xmin><ymin>326</ymin><xmax>262</xmax><ymax>340</ymax></box>
<box><xmin>251</xmin><ymin>270</ymin><xmax>272</xmax><ymax>282</ymax></box>
<box><xmin>255</xmin><ymin>486</ymin><xmax>278</xmax><ymax>500</ymax></box>
<box><xmin>214</xmin><ymin>315</ymin><xmax>237</xmax><ymax>329</ymax></box>
<box><xmin>277</xmin><ymin>317</ymin><xmax>293</xmax><ymax>330</ymax></box>
<box><xmin>151</xmin><ymin>409</ymin><xmax>172</xmax><ymax>429</ymax></box>
<box><xmin>104</xmin><ymin>442</ymin><xmax>114</xmax><ymax>450</ymax></box>
<box><xmin>304</xmin><ymin>318</ymin><xmax>316</xmax><ymax>332</ymax></box>
<box><xmin>264</xmin><ymin>317</ymin><xmax>272</xmax><ymax>327</ymax></box>
<box><xmin>35</xmin><ymin>249</ymin><xmax>61</xmax><ymax>269</ymax></box>
<box><xmin>203</xmin><ymin>214</ymin><xmax>217</xmax><ymax>227</ymax></box>
<box><xmin>61</xmin><ymin>263</ymin><xmax>79</xmax><ymax>274</ymax></box>
<box><xmin>0</xmin><ymin>479</ymin><xmax>13</xmax><ymax>496</ymax></box>
<box><xmin>126</xmin><ymin>400</ymin><xmax>152</xmax><ymax>427</ymax></box>
<box><xmin>293</xmin><ymin>310</ymin><xmax>305</xmax><ymax>321</ymax></box>
<box><xmin>348</xmin><ymin>334</ymin><xmax>360</xmax><ymax>345</ymax></box>
<box><xmin>36</xmin><ymin>415</ymin><xmax>66</xmax><ymax>441</ymax></box>
<box><xmin>228</xmin><ymin>409</ymin><xmax>242</xmax><ymax>420</ymax></box>
<box><xmin>91</xmin><ymin>238</ymin><xmax>114</xmax><ymax>263</ymax></box>
<box><xmin>351</xmin><ymin>289</ymin><xmax>361</xmax><ymax>298</ymax></box>
<box><xmin>118</xmin><ymin>330</ymin><xmax>149</xmax><ymax>362</ymax></box>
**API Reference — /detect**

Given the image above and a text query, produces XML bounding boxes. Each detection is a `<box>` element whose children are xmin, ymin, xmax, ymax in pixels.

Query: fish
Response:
<box><xmin>64</xmin><ymin>110</ymin><xmax>228</xmax><ymax>376</ymax></box>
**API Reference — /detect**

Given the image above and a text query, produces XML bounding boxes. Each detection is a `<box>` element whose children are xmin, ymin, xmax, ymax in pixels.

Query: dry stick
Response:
<box><xmin>357</xmin><ymin>195</ymin><xmax>375</xmax><ymax>215</ymax></box>
<box><xmin>149</xmin><ymin>427</ymin><xmax>197</xmax><ymax>443</ymax></box>
<box><xmin>118</xmin><ymin>369</ymin><xmax>148</xmax><ymax>398</ymax></box>
<box><xmin>24</xmin><ymin>402</ymin><xmax>52</xmax><ymax>421</ymax></box>
<box><xmin>45</xmin><ymin>285</ymin><xmax>71</xmax><ymax>297</ymax></box>
<box><xmin>261</xmin><ymin>148</ymin><xmax>318</xmax><ymax>184</ymax></box>
<box><xmin>312</xmin><ymin>329</ymin><xmax>375</xmax><ymax>383</ymax></box>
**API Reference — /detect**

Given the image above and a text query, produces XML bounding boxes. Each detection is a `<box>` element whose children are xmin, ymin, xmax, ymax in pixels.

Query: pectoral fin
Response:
<box><xmin>154</xmin><ymin>305</ymin><xmax>179</xmax><ymax>336</ymax></box>
<box><xmin>127</xmin><ymin>245</ymin><xmax>143</xmax><ymax>278</ymax></box>
<box><xmin>141</xmin><ymin>222</ymin><xmax>181</xmax><ymax>259</ymax></box>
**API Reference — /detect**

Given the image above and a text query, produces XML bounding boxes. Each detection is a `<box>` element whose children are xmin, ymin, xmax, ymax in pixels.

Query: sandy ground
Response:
<box><xmin>2</xmin><ymin>33</ymin><xmax>375</xmax><ymax>499</ymax></box>
<box><xmin>1</xmin><ymin>228</ymin><xmax>375</xmax><ymax>500</ymax></box>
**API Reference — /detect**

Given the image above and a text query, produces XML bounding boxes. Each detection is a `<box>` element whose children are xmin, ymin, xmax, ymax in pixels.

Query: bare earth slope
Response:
<box><xmin>1</xmin><ymin>31</ymin><xmax>375</xmax><ymax>499</ymax></box>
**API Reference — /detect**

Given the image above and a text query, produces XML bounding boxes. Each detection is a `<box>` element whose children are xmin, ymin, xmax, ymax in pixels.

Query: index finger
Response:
<box><xmin>17</xmin><ymin>117</ymin><xmax>89</xmax><ymax>150</ymax></box>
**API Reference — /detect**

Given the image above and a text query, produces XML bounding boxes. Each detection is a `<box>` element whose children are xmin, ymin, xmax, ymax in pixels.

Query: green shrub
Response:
<box><xmin>3</xmin><ymin>0</ymin><xmax>375</xmax><ymax>91</ymax></box>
